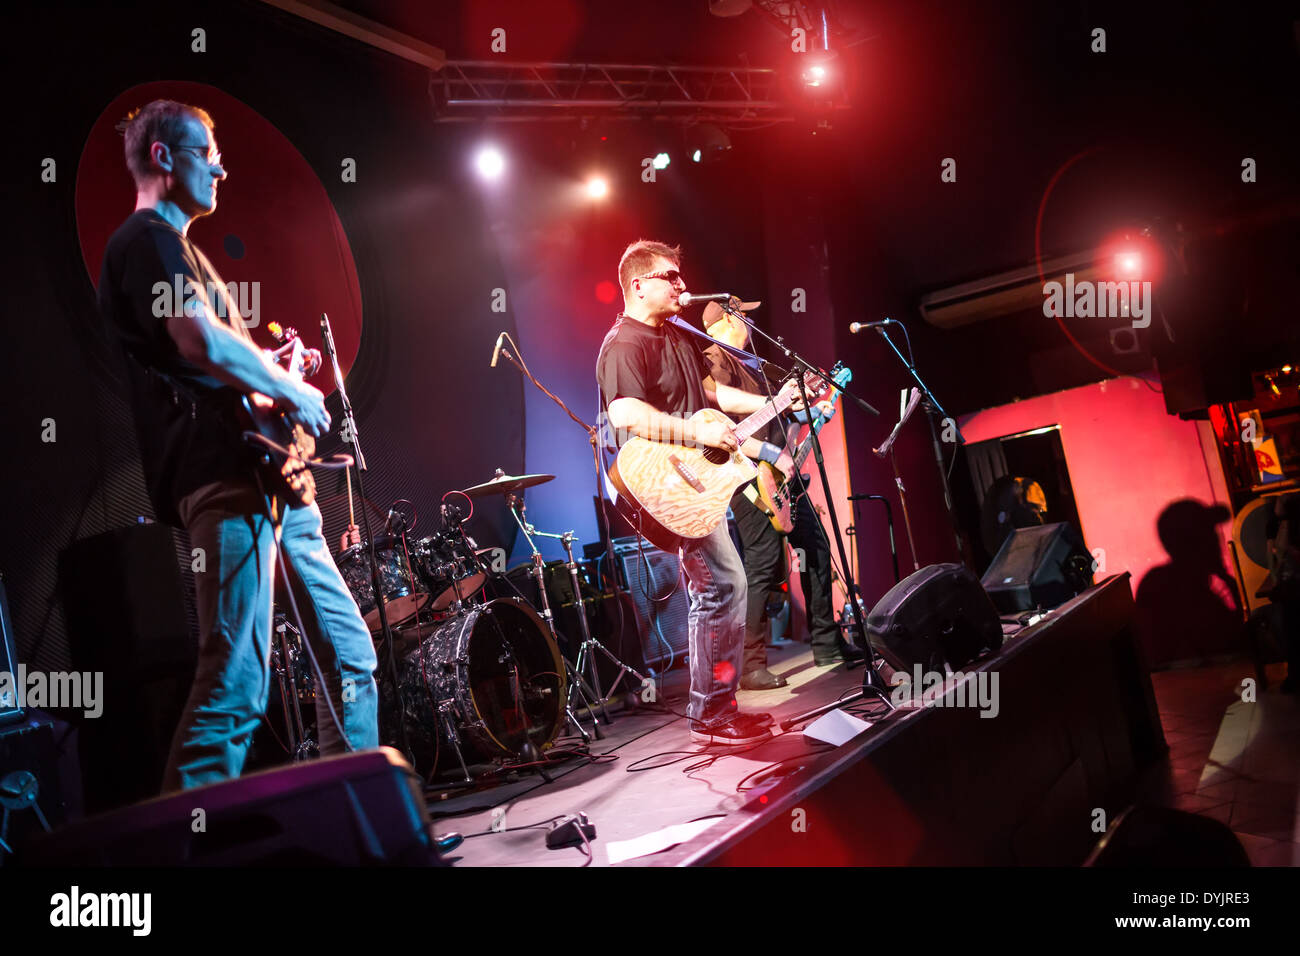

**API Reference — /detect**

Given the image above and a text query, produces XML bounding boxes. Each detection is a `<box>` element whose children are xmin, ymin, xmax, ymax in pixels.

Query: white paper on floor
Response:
<box><xmin>802</xmin><ymin>708</ymin><xmax>873</xmax><ymax>746</ymax></box>
<box><xmin>606</xmin><ymin>815</ymin><xmax>727</xmax><ymax>865</ymax></box>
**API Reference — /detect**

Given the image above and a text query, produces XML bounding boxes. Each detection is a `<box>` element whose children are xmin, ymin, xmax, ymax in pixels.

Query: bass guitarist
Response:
<box><xmin>701</xmin><ymin>301</ymin><xmax>864</xmax><ymax>687</ymax></box>
<box><xmin>97</xmin><ymin>100</ymin><xmax>379</xmax><ymax>792</ymax></box>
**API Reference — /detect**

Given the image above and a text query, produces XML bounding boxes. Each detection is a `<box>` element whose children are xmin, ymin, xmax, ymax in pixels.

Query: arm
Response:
<box><xmin>166</xmin><ymin>305</ymin><xmax>330</xmax><ymax>436</ymax></box>
<box><xmin>715</xmin><ymin>378</ymin><xmax>807</xmax><ymax>417</ymax></box>
<box><xmin>607</xmin><ymin>396</ymin><xmax>738</xmax><ymax>452</ymax></box>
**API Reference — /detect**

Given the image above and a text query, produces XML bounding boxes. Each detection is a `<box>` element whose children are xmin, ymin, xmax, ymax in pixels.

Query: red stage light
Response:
<box><xmin>594</xmin><ymin>280</ymin><xmax>617</xmax><ymax>304</ymax></box>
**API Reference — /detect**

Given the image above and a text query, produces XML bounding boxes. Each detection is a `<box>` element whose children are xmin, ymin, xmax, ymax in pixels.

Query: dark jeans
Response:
<box><xmin>731</xmin><ymin>480</ymin><xmax>842</xmax><ymax>673</ymax></box>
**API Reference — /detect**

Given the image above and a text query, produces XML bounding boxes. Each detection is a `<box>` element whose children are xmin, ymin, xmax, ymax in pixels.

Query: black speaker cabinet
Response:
<box><xmin>981</xmin><ymin>522</ymin><xmax>1094</xmax><ymax>614</ymax></box>
<box><xmin>611</xmin><ymin>537</ymin><xmax>690</xmax><ymax>672</ymax></box>
<box><xmin>22</xmin><ymin>747</ymin><xmax>444</xmax><ymax>866</ymax></box>
<box><xmin>865</xmin><ymin>563</ymin><xmax>1003</xmax><ymax>672</ymax></box>
<box><xmin>58</xmin><ymin>523</ymin><xmax>197</xmax><ymax>812</ymax></box>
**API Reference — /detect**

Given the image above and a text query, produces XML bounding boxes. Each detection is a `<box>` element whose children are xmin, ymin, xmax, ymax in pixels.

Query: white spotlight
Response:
<box><xmin>586</xmin><ymin>176</ymin><xmax>609</xmax><ymax>199</ymax></box>
<box><xmin>475</xmin><ymin>146</ymin><xmax>506</xmax><ymax>180</ymax></box>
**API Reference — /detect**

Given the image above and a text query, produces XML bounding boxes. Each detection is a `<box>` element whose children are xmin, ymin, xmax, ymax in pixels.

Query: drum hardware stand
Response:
<box><xmin>505</xmin><ymin>493</ymin><xmax>603</xmax><ymax>742</ymax></box>
<box><xmin>709</xmin><ymin>297</ymin><xmax>895</xmax><ymax>721</ymax></box>
<box><xmin>271</xmin><ymin>614</ymin><xmax>317</xmax><ymax>761</ymax></box>
<box><xmin>319</xmin><ymin>313</ymin><xmax>414</xmax><ymax>764</ymax></box>
<box><xmin>493</xmin><ymin>334</ymin><xmax>648</xmax><ymax>727</ymax></box>
<box><xmin>557</xmin><ymin>527</ymin><xmax>650</xmax><ymax>723</ymax></box>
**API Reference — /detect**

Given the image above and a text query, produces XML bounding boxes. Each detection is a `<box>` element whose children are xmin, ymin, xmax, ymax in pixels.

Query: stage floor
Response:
<box><xmin>427</xmin><ymin>632</ymin><xmax>1001</xmax><ymax>867</ymax></box>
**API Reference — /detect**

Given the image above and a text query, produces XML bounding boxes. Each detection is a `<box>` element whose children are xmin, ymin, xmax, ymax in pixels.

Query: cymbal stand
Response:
<box><xmin>272</xmin><ymin>613</ymin><xmax>317</xmax><ymax>761</ymax></box>
<box><xmin>506</xmin><ymin>493</ymin><xmax>602</xmax><ymax>742</ymax></box>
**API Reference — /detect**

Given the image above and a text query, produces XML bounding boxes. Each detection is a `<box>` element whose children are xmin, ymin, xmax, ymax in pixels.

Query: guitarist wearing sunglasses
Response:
<box><xmin>597</xmin><ymin>241</ymin><xmax>809</xmax><ymax>745</ymax></box>
<box><xmin>701</xmin><ymin>305</ymin><xmax>865</xmax><ymax>689</ymax></box>
<box><xmin>97</xmin><ymin>100</ymin><xmax>379</xmax><ymax>792</ymax></box>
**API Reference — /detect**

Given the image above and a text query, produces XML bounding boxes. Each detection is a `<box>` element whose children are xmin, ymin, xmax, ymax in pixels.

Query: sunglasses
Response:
<box><xmin>636</xmin><ymin>269</ymin><xmax>684</xmax><ymax>286</ymax></box>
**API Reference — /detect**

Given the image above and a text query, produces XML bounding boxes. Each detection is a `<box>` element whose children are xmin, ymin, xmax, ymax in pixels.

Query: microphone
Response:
<box><xmin>678</xmin><ymin>292</ymin><xmax>733</xmax><ymax>306</ymax></box>
<box><xmin>490</xmin><ymin>332</ymin><xmax>505</xmax><ymax>368</ymax></box>
<box><xmin>319</xmin><ymin>313</ymin><xmax>336</xmax><ymax>359</ymax></box>
<box><xmin>849</xmin><ymin>319</ymin><xmax>896</xmax><ymax>333</ymax></box>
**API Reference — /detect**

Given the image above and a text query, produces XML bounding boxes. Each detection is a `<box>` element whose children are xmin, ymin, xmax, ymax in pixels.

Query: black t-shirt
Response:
<box><xmin>595</xmin><ymin>315</ymin><xmax>716</xmax><ymax>447</ymax></box>
<box><xmin>97</xmin><ymin>209</ymin><xmax>256</xmax><ymax>525</ymax></box>
<box><xmin>702</xmin><ymin>343</ymin><xmax>786</xmax><ymax>447</ymax></box>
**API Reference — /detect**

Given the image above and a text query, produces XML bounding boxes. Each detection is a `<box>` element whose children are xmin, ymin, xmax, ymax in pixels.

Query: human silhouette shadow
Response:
<box><xmin>1135</xmin><ymin>499</ymin><xmax>1244</xmax><ymax>667</ymax></box>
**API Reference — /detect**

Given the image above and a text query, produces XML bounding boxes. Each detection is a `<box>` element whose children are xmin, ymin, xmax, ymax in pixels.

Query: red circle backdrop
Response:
<box><xmin>76</xmin><ymin>81</ymin><xmax>362</xmax><ymax>391</ymax></box>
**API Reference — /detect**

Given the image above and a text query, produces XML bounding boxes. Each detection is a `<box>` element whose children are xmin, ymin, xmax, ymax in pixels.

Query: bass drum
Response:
<box><xmin>399</xmin><ymin>597</ymin><xmax>566</xmax><ymax>770</ymax></box>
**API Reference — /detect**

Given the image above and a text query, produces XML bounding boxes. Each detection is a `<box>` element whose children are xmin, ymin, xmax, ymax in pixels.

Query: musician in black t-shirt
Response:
<box><xmin>596</xmin><ymin>240</ymin><xmax>803</xmax><ymax>746</ymax></box>
<box><xmin>97</xmin><ymin>100</ymin><xmax>378</xmax><ymax>792</ymax></box>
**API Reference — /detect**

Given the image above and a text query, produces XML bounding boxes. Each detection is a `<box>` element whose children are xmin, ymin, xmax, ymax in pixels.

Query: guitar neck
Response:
<box><xmin>733</xmin><ymin>374</ymin><xmax>816</xmax><ymax>445</ymax></box>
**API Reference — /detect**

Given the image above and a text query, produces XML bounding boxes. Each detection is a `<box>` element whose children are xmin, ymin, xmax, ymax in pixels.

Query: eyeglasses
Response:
<box><xmin>636</xmin><ymin>269</ymin><xmax>684</xmax><ymax>287</ymax></box>
<box><xmin>170</xmin><ymin>144</ymin><xmax>223</xmax><ymax>167</ymax></box>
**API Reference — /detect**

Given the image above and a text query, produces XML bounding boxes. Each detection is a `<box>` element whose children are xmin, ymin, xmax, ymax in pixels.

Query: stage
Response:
<box><xmin>430</xmin><ymin>573</ymin><xmax>1162</xmax><ymax>866</ymax></box>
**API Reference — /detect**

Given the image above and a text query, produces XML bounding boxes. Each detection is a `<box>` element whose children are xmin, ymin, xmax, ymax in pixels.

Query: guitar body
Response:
<box><xmin>753</xmin><ymin>364</ymin><xmax>852</xmax><ymax>534</ymax></box>
<box><xmin>237</xmin><ymin>328</ymin><xmax>316</xmax><ymax>507</ymax></box>
<box><xmin>609</xmin><ymin>408</ymin><xmax>757</xmax><ymax>553</ymax></box>
<box><xmin>240</xmin><ymin>394</ymin><xmax>317</xmax><ymax>506</ymax></box>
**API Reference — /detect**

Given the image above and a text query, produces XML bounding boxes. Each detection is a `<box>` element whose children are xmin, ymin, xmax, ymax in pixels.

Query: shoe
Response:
<box><xmin>739</xmin><ymin>668</ymin><xmax>788</xmax><ymax>690</ymax></box>
<box><xmin>690</xmin><ymin>712</ymin><xmax>773</xmax><ymax>746</ymax></box>
<box><xmin>813</xmin><ymin>644</ymin><xmax>866</xmax><ymax>667</ymax></box>
<box><xmin>434</xmin><ymin>831</ymin><xmax>464</xmax><ymax>854</ymax></box>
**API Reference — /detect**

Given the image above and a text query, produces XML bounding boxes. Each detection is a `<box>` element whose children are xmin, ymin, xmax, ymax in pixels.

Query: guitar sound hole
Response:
<box><xmin>702</xmin><ymin>447</ymin><xmax>729</xmax><ymax>466</ymax></box>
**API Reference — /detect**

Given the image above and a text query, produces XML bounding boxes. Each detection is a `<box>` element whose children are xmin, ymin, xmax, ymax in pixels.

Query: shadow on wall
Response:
<box><xmin>1135</xmin><ymin>499</ymin><xmax>1244</xmax><ymax>668</ymax></box>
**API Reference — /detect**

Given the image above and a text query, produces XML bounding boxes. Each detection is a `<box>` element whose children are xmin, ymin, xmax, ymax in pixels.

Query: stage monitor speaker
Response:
<box><xmin>58</xmin><ymin>523</ymin><xmax>197</xmax><ymax>813</ymax></box>
<box><xmin>21</xmin><ymin>747</ymin><xmax>445</xmax><ymax>866</ymax></box>
<box><xmin>981</xmin><ymin>522</ymin><xmax>1094</xmax><ymax>614</ymax></box>
<box><xmin>865</xmin><ymin>563</ymin><xmax>1003</xmax><ymax>673</ymax></box>
<box><xmin>611</xmin><ymin>537</ymin><xmax>690</xmax><ymax>672</ymax></box>
<box><xmin>0</xmin><ymin>575</ymin><xmax>22</xmax><ymax>726</ymax></box>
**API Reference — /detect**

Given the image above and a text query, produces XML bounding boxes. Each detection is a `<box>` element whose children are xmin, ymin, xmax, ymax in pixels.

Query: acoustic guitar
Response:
<box><xmin>608</xmin><ymin>370</ymin><xmax>826</xmax><ymax>552</ymax></box>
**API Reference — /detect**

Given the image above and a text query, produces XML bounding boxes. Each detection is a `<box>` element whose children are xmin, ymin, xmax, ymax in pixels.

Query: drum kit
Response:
<box><xmin>273</xmin><ymin>469</ymin><xmax>647</xmax><ymax>786</ymax></box>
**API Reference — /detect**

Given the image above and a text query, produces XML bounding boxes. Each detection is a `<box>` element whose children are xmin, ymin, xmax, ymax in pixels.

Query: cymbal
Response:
<box><xmin>459</xmin><ymin>472</ymin><xmax>555</xmax><ymax>498</ymax></box>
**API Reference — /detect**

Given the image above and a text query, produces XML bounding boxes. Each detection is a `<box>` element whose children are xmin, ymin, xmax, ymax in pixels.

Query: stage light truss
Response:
<box><xmin>430</xmin><ymin>60</ymin><xmax>794</xmax><ymax>126</ymax></box>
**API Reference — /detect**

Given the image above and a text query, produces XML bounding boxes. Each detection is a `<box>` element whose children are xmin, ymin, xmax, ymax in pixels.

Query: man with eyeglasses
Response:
<box><xmin>597</xmin><ymin>240</ymin><xmax>804</xmax><ymax>745</ymax></box>
<box><xmin>96</xmin><ymin>100</ymin><xmax>381</xmax><ymax>795</ymax></box>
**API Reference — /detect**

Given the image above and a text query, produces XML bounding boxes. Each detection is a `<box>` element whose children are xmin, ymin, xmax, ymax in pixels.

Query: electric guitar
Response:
<box><xmin>748</xmin><ymin>363</ymin><xmax>852</xmax><ymax>533</ymax></box>
<box><xmin>608</xmin><ymin>370</ymin><xmax>827</xmax><ymax>552</ymax></box>
<box><xmin>239</xmin><ymin>322</ymin><xmax>317</xmax><ymax>506</ymax></box>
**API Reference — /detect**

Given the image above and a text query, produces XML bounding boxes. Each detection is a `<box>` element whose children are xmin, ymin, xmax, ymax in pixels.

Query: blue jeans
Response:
<box><xmin>162</xmin><ymin>481</ymin><xmax>379</xmax><ymax>792</ymax></box>
<box><xmin>679</xmin><ymin>521</ymin><xmax>747</xmax><ymax>722</ymax></box>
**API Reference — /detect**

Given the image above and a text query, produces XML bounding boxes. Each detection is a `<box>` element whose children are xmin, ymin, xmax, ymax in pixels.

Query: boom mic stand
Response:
<box><xmin>491</xmin><ymin>332</ymin><xmax>651</xmax><ymax>723</ymax></box>
<box><xmin>868</xmin><ymin>320</ymin><xmax>967</xmax><ymax>562</ymax></box>
<box><xmin>319</xmin><ymin>313</ymin><xmax>414</xmax><ymax>764</ymax></box>
<box><xmin>707</xmin><ymin>298</ymin><xmax>895</xmax><ymax>724</ymax></box>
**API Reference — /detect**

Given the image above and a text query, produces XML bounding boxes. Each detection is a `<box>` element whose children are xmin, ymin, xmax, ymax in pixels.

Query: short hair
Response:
<box><xmin>123</xmin><ymin>100</ymin><xmax>214</xmax><ymax>185</ymax></box>
<box><xmin>618</xmin><ymin>239</ymin><xmax>682</xmax><ymax>300</ymax></box>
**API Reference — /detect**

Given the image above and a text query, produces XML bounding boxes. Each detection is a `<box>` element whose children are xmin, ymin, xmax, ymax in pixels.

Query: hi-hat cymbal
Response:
<box><xmin>460</xmin><ymin>472</ymin><xmax>555</xmax><ymax>497</ymax></box>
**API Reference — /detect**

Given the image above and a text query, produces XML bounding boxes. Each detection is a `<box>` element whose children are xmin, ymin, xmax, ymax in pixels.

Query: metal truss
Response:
<box><xmin>429</xmin><ymin>60</ymin><xmax>795</xmax><ymax>127</ymax></box>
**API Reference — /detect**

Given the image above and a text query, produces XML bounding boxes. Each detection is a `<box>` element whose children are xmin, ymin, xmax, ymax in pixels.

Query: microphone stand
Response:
<box><xmin>492</xmin><ymin>333</ymin><xmax>650</xmax><ymax>725</ymax></box>
<box><xmin>319</xmin><ymin>314</ymin><xmax>414</xmax><ymax>765</ymax></box>
<box><xmin>868</xmin><ymin>322</ymin><xmax>967</xmax><ymax>563</ymax></box>
<box><xmin>709</xmin><ymin>299</ymin><xmax>894</xmax><ymax>723</ymax></box>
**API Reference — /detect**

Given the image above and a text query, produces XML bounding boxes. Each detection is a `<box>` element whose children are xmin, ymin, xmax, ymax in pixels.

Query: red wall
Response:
<box><xmin>959</xmin><ymin>375</ymin><xmax>1241</xmax><ymax>664</ymax></box>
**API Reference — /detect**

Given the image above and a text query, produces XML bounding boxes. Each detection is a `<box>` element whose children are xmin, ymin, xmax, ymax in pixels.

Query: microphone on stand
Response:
<box><xmin>849</xmin><ymin>319</ymin><xmax>897</xmax><ymax>333</ymax></box>
<box><xmin>490</xmin><ymin>332</ymin><xmax>506</xmax><ymax>368</ymax></box>
<box><xmin>678</xmin><ymin>292</ymin><xmax>734</xmax><ymax>306</ymax></box>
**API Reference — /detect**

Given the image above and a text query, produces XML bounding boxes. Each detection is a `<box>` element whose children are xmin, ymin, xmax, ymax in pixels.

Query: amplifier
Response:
<box><xmin>610</xmin><ymin>537</ymin><xmax>690</xmax><ymax>672</ymax></box>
